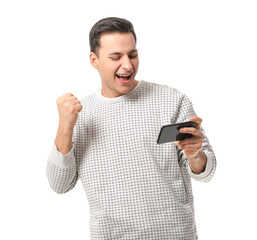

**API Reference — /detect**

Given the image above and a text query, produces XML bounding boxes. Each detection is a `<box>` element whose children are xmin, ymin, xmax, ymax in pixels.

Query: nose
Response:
<box><xmin>121</xmin><ymin>56</ymin><xmax>133</xmax><ymax>71</ymax></box>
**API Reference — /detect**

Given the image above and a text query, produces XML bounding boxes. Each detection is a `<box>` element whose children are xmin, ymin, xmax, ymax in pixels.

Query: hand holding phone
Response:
<box><xmin>157</xmin><ymin>121</ymin><xmax>197</xmax><ymax>144</ymax></box>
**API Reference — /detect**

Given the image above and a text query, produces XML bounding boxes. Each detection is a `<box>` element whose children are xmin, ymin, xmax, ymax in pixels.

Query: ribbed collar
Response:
<box><xmin>94</xmin><ymin>80</ymin><xmax>146</xmax><ymax>103</ymax></box>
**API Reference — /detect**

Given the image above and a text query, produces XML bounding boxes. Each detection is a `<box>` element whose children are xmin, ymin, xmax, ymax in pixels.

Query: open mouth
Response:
<box><xmin>116</xmin><ymin>73</ymin><xmax>133</xmax><ymax>82</ymax></box>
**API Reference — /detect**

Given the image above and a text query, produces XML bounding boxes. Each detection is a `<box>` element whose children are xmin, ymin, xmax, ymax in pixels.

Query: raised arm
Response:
<box><xmin>46</xmin><ymin>93</ymin><xmax>82</xmax><ymax>193</ymax></box>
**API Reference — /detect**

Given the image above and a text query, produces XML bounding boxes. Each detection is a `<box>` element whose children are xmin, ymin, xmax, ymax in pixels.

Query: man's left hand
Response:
<box><xmin>174</xmin><ymin>116</ymin><xmax>203</xmax><ymax>159</ymax></box>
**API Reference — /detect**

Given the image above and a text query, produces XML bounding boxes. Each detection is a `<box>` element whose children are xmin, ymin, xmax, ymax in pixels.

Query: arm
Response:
<box><xmin>175</xmin><ymin>94</ymin><xmax>217</xmax><ymax>182</ymax></box>
<box><xmin>46</xmin><ymin>93</ymin><xmax>82</xmax><ymax>194</ymax></box>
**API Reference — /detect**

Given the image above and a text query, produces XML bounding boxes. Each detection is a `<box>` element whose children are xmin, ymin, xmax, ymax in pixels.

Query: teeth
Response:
<box><xmin>116</xmin><ymin>74</ymin><xmax>131</xmax><ymax>77</ymax></box>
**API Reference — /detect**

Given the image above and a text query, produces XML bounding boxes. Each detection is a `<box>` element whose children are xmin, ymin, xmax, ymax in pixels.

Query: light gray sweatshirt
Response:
<box><xmin>46</xmin><ymin>80</ymin><xmax>216</xmax><ymax>239</ymax></box>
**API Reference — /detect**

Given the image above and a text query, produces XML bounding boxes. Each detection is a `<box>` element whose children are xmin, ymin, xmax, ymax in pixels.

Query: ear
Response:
<box><xmin>90</xmin><ymin>52</ymin><xmax>99</xmax><ymax>69</ymax></box>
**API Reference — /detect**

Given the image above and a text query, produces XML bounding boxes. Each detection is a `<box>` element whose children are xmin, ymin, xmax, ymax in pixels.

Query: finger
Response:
<box><xmin>71</xmin><ymin>100</ymin><xmax>81</xmax><ymax>105</ymax></box>
<box><xmin>61</xmin><ymin>96</ymin><xmax>78</xmax><ymax>103</ymax></box>
<box><xmin>179</xmin><ymin>142</ymin><xmax>202</xmax><ymax>151</ymax></box>
<box><xmin>175</xmin><ymin>136</ymin><xmax>202</xmax><ymax>146</ymax></box>
<box><xmin>73</xmin><ymin>104</ymin><xmax>82</xmax><ymax>112</ymax></box>
<box><xmin>179</xmin><ymin>127</ymin><xmax>203</xmax><ymax>138</ymax></box>
<box><xmin>67</xmin><ymin>96</ymin><xmax>78</xmax><ymax>101</ymax></box>
<box><xmin>189</xmin><ymin>116</ymin><xmax>202</xmax><ymax>129</ymax></box>
<box><xmin>64</xmin><ymin>92</ymin><xmax>74</xmax><ymax>97</ymax></box>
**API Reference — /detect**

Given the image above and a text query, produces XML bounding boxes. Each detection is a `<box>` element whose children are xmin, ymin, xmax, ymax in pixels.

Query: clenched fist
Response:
<box><xmin>56</xmin><ymin>93</ymin><xmax>82</xmax><ymax>130</ymax></box>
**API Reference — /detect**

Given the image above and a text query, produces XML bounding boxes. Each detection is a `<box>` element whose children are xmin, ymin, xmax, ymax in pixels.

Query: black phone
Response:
<box><xmin>157</xmin><ymin>121</ymin><xmax>197</xmax><ymax>144</ymax></box>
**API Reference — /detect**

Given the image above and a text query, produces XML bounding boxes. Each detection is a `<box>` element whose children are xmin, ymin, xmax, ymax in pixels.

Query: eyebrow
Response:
<box><xmin>108</xmin><ymin>49</ymin><xmax>138</xmax><ymax>56</ymax></box>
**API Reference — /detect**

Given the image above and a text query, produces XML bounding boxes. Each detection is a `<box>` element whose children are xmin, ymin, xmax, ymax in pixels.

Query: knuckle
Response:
<box><xmin>69</xmin><ymin>105</ymin><xmax>75</xmax><ymax>113</ymax></box>
<box><xmin>56</xmin><ymin>97</ymin><xmax>63</xmax><ymax>105</ymax></box>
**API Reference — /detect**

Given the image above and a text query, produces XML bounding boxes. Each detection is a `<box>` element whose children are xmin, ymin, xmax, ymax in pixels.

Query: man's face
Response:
<box><xmin>90</xmin><ymin>32</ymin><xmax>139</xmax><ymax>98</ymax></box>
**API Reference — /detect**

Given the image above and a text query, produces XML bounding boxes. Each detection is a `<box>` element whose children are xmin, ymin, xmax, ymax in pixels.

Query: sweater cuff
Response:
<box><xmin>48</xmin><ymin>142</ymin><xmax>76</xmax><ymax>168</ymax></box>
<box><xmin>187</xmin><ymin>150</ymin><xmax>213</xmax><ymax>180</ymax></box>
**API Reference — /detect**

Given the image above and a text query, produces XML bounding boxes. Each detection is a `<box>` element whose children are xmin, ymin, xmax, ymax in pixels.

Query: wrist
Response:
<box><xmin>188</xmin><ymin>150</ymin><xmax>207</xmax><ymax>174</ymax></box>
<box><xmin>188</xmin><ymin>150</ymin><xmax>202</xmax><ymax>162</ymax></box>
<box><xmin>58</xmin><ymin>122</ymin><xmax>74</xmax><ymax>134</ymax></box>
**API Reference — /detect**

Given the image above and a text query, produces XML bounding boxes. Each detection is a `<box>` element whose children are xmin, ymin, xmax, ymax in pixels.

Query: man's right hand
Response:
<box><xmin>56</xmin><ymin>93</ymin><xmax>83</xmax><ymax>130</ymax></box>
<box><xmin>55</xmin><ymin>93</ymin><xmax>82</xmax><ymax>155</ymax></box>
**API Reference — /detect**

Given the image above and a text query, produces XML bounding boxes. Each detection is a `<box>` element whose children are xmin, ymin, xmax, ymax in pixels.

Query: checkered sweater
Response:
<box><xmin>46</xmin><ymin>80</ymin><xmax>216</xmax><ymax>240</ymax></box>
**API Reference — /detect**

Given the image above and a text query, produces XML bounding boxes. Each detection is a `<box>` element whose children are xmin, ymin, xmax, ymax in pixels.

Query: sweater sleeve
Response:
<box><xmin>46</xmin><ymin>126</ymin><xmax>79</xmax><ymax>194</ymax></box>
<box><xmin>175</xmin><ymin>94</ymin><xmax>217</xmax><ymax>182</ymax></box>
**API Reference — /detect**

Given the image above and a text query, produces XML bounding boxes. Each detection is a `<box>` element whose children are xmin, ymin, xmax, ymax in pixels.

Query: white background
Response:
<box><xmin>0</xmin><ymin>0</ymin><xmax>256</xmax><ymax>239</ymax></box>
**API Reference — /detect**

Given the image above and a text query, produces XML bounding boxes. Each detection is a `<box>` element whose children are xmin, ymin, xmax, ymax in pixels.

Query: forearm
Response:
<box><xmin>188</xmin><ymin>150</ymin><xmax>207</xmax><ymax>174</ymax></box>
<box><xmin>55</xmin><ymin>123</ymin><xmax>74</xmax><ymax>155</ymax></box>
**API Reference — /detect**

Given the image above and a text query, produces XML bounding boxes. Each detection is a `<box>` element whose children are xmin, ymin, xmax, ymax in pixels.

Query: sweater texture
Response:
<box><xmin>46</xmin><ymin>80</ymin><xmax>216</xmax><ymax>239</ymax></box>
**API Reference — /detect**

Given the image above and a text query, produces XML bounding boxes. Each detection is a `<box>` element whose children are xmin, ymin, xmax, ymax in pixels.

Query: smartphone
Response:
<box><xmin>157</xmin><ymin>121</ymin><xmax>197</xmax><ymax>144</ymax></box>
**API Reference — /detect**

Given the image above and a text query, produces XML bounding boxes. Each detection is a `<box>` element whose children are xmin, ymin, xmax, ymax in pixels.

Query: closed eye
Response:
<box><xmin>110</xmin><ymin>54</ymin><xmax>138</xmax><ymax>61</ymax></box>
<box><xmin>129</xmin><ymin>54</ymin><xmax>138</xmax><ymax>59</ymax></box>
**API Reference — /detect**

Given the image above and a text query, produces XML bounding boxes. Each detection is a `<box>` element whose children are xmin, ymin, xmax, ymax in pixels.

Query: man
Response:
<box><xmin>46</xmin><ymin>17</ymin><xmax>216</xmax><ymax>239</ymax></box>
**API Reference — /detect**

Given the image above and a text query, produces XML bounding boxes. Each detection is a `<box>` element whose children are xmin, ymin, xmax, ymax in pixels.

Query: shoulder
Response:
<box><xmin>76</xmin><ymin>92</ymin><xmax>98</xmax><ymax>122</ymax></box>
<box><xmin>144</xmin><ymin>80</ymin><xmax>186</xmax><ymax>100</ymax></box>
<box><xmin>79</xmin><ymin>92</ymin><xmax>97</xmax><ymax>106</ymax></box>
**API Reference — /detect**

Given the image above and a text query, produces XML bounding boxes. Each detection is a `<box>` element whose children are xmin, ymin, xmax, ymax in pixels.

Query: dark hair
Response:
<box><xmin>89</xmin><ymin>17</ymin><xmax>137</xmax><ymax>58</ymax></box>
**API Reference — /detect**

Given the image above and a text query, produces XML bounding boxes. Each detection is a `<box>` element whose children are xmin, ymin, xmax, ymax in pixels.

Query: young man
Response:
<box><xmin>46</xmin><ymin>17</ymin><xmax>216</xmax><ymax>239</ymax></box>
